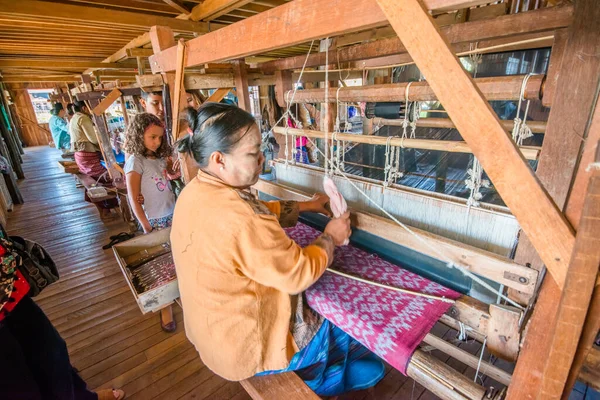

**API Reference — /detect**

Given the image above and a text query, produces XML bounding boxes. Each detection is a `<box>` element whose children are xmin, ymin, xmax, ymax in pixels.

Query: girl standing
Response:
<box><xmin>123</xmin><ymin>113</ymin><xmax>178</xmax><ymax>332</ymax></box>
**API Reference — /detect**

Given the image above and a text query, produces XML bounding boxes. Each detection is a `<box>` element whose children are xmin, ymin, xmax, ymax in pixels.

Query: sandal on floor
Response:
<box><xmin>96</xmin><ymin>388</ymin><xmax>125</xmax><ymax>400</ymax></box>
<box><xmin>161</xmin><ymin>314</ymin><xmax>177</xmax><ymax>333</ymax></box>
<box><xmin>103</xmin><ymin>232</ymin><xmax>135</xmax><ymax>250</ymax></box>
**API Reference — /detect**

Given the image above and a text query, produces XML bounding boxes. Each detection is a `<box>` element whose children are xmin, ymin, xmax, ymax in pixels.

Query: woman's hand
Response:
<box><xmin>299</xmin><ymin>193</ymin><xmax>332</xmax><ymax>217</ymax></box>
<box><xmin>324</xmin><ymin>212</ymin><xmax>351</xmax><ymax>246</ymax></box>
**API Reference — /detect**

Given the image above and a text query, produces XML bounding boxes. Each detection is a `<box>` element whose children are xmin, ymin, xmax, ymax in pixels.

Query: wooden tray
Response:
<box><xmin>57</xmin><ymin>160</ymin><xmax>80</xmax><ymax>174</ymax></box>
<box><xmin>113</xmin><ymin>228</ymin><xmax>180</xmax><ymax>314</ymax></box>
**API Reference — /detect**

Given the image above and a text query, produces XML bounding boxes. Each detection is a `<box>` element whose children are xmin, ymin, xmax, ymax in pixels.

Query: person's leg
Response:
<box><xmin>0</xmin><ymin>320</ymin><xmax>42</xmax><ymax>400</ymax></box>
<box><xmin>6</xmin><ymin>296</ymin><xmax>98</xmax><ymax>400</ymax></box>
<box><xmin>160</xmin><ymin>305</ymin><xmax>176</xmax><ymax>333</ymax></box>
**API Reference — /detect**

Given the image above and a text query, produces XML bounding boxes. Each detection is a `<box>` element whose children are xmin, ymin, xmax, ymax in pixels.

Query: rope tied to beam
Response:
<box><xmin>512</xmin><ymin>73</ymin><xmax>536</xmax><ymax>146</ymax></box>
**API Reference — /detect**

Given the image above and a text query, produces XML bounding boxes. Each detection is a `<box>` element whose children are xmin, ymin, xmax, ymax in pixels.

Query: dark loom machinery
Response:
<box><xmin>40</xmin><ymin>0</ymin><xmax>598</xmax><ymax>399</ymax></box>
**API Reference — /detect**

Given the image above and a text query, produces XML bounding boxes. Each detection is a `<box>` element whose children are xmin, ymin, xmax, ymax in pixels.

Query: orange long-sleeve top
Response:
<box><xmin>171</xmin><ymin>170</ymin><xmax>330</xmax><ymax>381</ymax></box>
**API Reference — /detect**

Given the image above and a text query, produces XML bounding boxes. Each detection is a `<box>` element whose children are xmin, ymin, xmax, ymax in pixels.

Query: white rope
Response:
<box><xmin>469</xmin><ymin>42</ymin><xmax>483</xmax><ymax>78</ymax></box>
<box><xmin>402</xmin><ymin>82</ymin><xmax>413</xmax><ymax>139</ymax></box>
<box><xmin>474</xmin><ymin>337</ymin><xmax>488</xmax><ymax>383</ymax></box>
<box><xmin>465</xmin><ymin>157</ymin><xmax>490</xmax><ymax>209</ymax></box>
<box><xmin>325</xmin><ymin>37</ymin><xmax>331</xmax><ymax>176</ymax></box>
<box><xmin>301</xmin><ymin>135</ymin><xmax>525</xmax><ymax>310</ymax></box>
<box><xmin>512</xmin><ymin>73</ymin><xmax>535</xmax><ymax>146</ymax></box>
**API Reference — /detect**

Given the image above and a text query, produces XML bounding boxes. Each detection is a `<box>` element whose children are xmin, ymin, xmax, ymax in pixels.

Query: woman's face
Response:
<box><xmin>58</xmin><ymin>109</ymin><xmax>66</xmax><ymax>118</ymax></box>
<box><xmin>143</xmin><ymin>124</ymin><xmax>164</xmax><ymax>154</ymax></box>
<box><xmin>220</xmin><ymin>125</ymin><xmax>264</xmax><ymax>188</ymax></box>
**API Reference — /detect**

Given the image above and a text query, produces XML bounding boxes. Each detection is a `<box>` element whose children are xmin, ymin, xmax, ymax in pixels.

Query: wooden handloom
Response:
<box><xmin>62</xmin><ymin>0</ymin><xmax>599</xmax><ymax>399</ymax></box>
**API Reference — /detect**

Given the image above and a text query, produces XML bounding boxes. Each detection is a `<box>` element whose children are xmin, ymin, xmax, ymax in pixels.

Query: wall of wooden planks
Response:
<box><xmin>6</xmin><ymin>82</ymin><xmax>55</xmax><ymax>147</ymax></box>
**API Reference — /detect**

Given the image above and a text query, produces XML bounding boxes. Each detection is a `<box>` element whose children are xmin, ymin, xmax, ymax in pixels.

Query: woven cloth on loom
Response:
<box><xmin>284</xmin><ymin>223</ymin><xmax>461</xmax><ymax>374</ymax></box>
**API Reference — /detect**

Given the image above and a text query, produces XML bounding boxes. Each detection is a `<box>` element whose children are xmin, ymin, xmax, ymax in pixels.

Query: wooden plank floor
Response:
<box><xmin>8</xmin><ymin>146</ymin><xmax>511</xmax><ymax>400</ymax></box>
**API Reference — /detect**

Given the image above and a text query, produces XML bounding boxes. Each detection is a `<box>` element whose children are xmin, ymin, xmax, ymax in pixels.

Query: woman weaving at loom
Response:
<box><xmin>171</xmin><ymin>102</ymin><xmax>385</xmax><ymax>396</ymax></box>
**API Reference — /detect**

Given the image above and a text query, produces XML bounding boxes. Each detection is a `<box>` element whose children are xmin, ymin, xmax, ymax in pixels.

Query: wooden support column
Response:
<box><xmin>374</xmin><ymin>0</ymin><xmax>575</xmax><ymax>288</ymax></box>
<box><xmin>119</xmin><ymin>96</ymin><xmax>129</xmax><ymax>127</ymax></box>
<box><xmin>507</xmin><ymin>0</ymin><xmax>600</xmax><ymax>397</ymax></box>
<box><xmin>86</xmin><ymin>98</ymin><xmax>120</xmax><ymax>181</ymax></box>
<box><xmin>539</xmin><ymin>143</ymin><xmax>600</xmax><ymax>398</ymax></box>
<box><xmin>232</xmin><ymin>59</ymin><xmax>250</xmax><ymax>112</ymax></box>
<box><xmin>274</xmin><ymin>70</ymin><xmax>292</xmax><ymax>109</ymax></box>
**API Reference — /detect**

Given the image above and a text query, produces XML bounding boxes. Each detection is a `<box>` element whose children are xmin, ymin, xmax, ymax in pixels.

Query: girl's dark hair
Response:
<box><xmin>177</xmin><ymin>102</ymin><xmax>256</xmax><ymax>167</ymax></box>
<box><xmin>73</xmin><ymin>100</ymin><xmax>87</xmax><ymax>113</ymax></box>
<box><xmin>51</xmin><ymin>103</ymin><xmax>63</xmax><ymax>116</ymax></box>
<box><xmin>66</xmin><ymin>103</ymin><xmax>75</xmax><ymax>116</ymax></box>
<box><xmin>123</xmin><ymin>112</ymin><xmax>171</xmax><ymax>158</ymax></box>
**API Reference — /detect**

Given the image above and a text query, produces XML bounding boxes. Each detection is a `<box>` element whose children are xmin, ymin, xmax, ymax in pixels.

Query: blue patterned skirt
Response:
<box><xmin>257</xmin><ymin>319</ymin><xmax>385</xmax><ymax>396</ymax></box>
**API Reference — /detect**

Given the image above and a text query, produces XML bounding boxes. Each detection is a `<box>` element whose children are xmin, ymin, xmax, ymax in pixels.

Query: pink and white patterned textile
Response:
<box><xmin>285</xmin><ymin>222</ymin><xmax>460</xmax><ymax>374</ymax></box>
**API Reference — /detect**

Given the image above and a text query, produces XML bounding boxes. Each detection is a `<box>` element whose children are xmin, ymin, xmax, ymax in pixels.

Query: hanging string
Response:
<box><xmin>474</xmin><ymin>337</ymin><xmax>488</xmax><ymax>384</ymax></box>
<box><xmin>512</xmin><ymin>73</ymin><xmax>535</xmax><ymax>146</ymax></box>
<box><xmin>402</xmin><ymin>82</ymin><xmax>413</xmax><ymax>139</ymax></box>
<box><xmin>324</xmin><ymin>37</ymin><xmax>331</xmax><ymax>176</ymax></box>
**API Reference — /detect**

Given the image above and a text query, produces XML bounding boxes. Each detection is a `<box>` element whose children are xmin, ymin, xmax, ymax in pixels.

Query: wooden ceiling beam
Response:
<box><xmin>0</xmin><ymin>59</ymin><xmax>136</xmax><ymax>70</ymax></box>
<box><xmin>259</xmin><ymin>4</ymin><xmax>573</xmax><ymax>72</ymax></box>
<box><xmin>52</xmin><ymin>0</ymin><xmax>179</xmax><ymax>15</ymax></box>
<box><xmin>0</xmin><ymin>0</ymin><xmax>213</xmax><ymax>33</ymax></box>
<box><xmin>162</xmin><ymin>0</ymin><xmax>192</xmax><ymax>15</ymax></box>
<box><xmin>151</xmin><ymin>0</ymin><xmax>571</xmax><ymax>73</ymax></box>
<box><xmin>190</xmin><ymin>0</ymin><xmax>254</xmax><ymax>22</ymax></box>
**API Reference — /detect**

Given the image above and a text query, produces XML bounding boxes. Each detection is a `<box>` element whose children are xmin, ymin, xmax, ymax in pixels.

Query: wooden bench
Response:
<box><xmin>57</xmin><ymin>160</ymin><xmax>80</xmax><ymax>174</ymax></box>
<box><xmin>241</xmin><ymin>372</ymin><xmax>320</xmax><ymax>400</ymax></box>
<box><xmin>75</xmin><ymin>173</ymin><xmax>118</xmax><ymax>203</ymax></box>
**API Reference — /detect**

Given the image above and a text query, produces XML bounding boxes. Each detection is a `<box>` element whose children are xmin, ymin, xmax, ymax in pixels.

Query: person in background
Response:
<box><xmin>123</xmin><ymin>113</ymin><xmax>178</xmax><ymax>333</ymax></box>
<box><xmin>139</xmin><ymin>91</ymin><xmax>164</xmax><ymax>122</ymax></box>
<box><xmin>186</xmin><ymin>90</ymin><xmax>204</xmax><ymax>110</ymax></box>
<box><xmin>0</xmin><ymin>225</ymin><xmax>125</xmax><ymax>400</ymax></box>
<box><xmin>172</xmin><ymin>103</ymin><xmax>384</xmax><ymax>396</ymax></box>
<box><xmin>69</xmin><ymin>100</ymin><xmax>118</xmax><ymax>220</ymax></box>
<box><xmin>66</xmin><ymin>103</ymin><xmax>75</xmax><ymax>122</ymax></box>
<box><xmin>49</xmin><ymin>103</ymin><xmax>71</xmax><ymax>152</ymax></box>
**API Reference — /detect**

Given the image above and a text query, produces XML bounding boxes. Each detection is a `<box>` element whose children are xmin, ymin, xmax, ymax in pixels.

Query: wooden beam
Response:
<box><xmin>171</xmin><ymin>39</ymin><xmax>187</xmax><ymax>142</ymax></box>
<box><xmin>258</xmin><ymin>5</ymin><xmax>573</xmax><ymax>73</ymax></box>
<box><xmin>91</xmin><ymin>88</ymin><xmax>122</xmax><ymax>116</ymax></box>
<box><xmin>539</xmin><ymin>144</ymin><xmax>600</xmax><ymax>398</ymax></box>
<box><xmin>0</xmin><ymin>0</ymin><xmax>211</xmax><ymax>34</ymax></box>
<box><xmin>0</xmin><ymin>60</ymin><xmax>136</xmax><ymax>70</ymax></box>
<box><xmin>502</xmin><ymin>0</ymin><xmax>600</xmax><ymax>397</ymax></box>
<box><xmin>205</xmin><ymin>88</ymin><xmax>232</xmax><ymax>103</ymax></box>
<box><xmin>374</xmin><ymin>0</ymin><xmax>574</xmax><ymax>289</ymax></box>
<box><xmin>1</xmin><ymin>76</ymin><xmax>81</xmax><ymax>83</ymax></box>
<box><xmin>542</xmin><ymin>29</ymin><xmax>568</xmax><ymax>107</ymax></box>
<box><xmin>103</xmin><ymin>33</ymin><xmax>151</xmax><ymax>64</ymax></box>
<box><xmin>151</xmin><ymin>0</ymin><xmax>570</xmax><ymax>73</ymax></box>
<box><xmin>373</xmin><ymin>117</ymin><xmax>547</xmax><ymax>134</ymax></box>
<box><xmin>232</xmin><ymin>59</ymin><xmax>250</xmax><ymax>111</ymax></box>
<box><xmin>273</xmin><ymin>126</ymin><xmax>540</xmax><ymax>161</ymax></box>
<box><xmin>162</xmin><ymin>0</ymin><xmax>191</xmax><ymax>15</ymax></box>
<box><xmin>254</xmin><ymin>178</ymin><xmax>539</xmax><ymax>295</ymax></box>
<box><xmin>274</xmin><ymin>70</ymin><xmax>292</xmax><ymax>108</ymax></box>
<box><xmin>241</xmin><ymin>372</ymin><xmax>320</xmax><ymax>400</ymax></box>
<box><xmin>126</xmin><ymin>48</ymin><xmax>154</xmax><ymax>58</ymax></box>
<box><xmin>285</xmin><ymin>74</ymin><xmax>544</xmax><ymax>103</ymax></box>
<box><xmin>190</xmin><ymin>0</ymin><xmax>254</xmax><ymax>22</ymax></box>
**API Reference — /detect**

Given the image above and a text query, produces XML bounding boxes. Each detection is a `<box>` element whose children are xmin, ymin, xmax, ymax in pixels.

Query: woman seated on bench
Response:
<box><xmin>69</xmin><ymin>100</ymin><xmax>118</xmax><ymax>218</ymax></box>
<box><xmin>171</xmin><ymin>103</ymin><xmax>385</xmax><ymax>397</ymax></box>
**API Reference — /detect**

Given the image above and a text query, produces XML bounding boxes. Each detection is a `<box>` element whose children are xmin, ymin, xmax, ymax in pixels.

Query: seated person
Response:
<box><xmin>49</xmin><ymin>103</ymin><xmax>71</xmax><ymax>152</ymax></box>
<box><xmin>171</xmin><ymin>103</ymin><xmax>385</xmax><ymax>396</ymax></box>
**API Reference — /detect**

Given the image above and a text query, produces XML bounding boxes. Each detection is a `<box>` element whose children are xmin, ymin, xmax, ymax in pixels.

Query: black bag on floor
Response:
<box><xmin>10</xmin><ymin>236</ymin><xmax>59</xmax><ymax>297</ymax></box>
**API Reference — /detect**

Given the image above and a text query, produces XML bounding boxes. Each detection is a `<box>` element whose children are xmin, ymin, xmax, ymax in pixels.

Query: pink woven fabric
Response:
<box><xmin>285</xmin><ymin>223</ymin><xmax>460</xmax><ymax>374</ymax></box>
<box><xmin>323</xmin><ymin>176</ymin><xmax>347</xmax><ymax>218</ymax></box>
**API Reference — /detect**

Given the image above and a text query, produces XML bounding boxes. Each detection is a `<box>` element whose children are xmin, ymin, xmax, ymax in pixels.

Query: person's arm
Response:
<box><xmin>262</xmin><ymin>193</ymin><xmax>332</xmax><ymax>228</ymax></box>
<box><xmin>58</xmin><ymin>118</ymin><xmax>69</xmax><ymax>136</ymax></box>
<box><xmin>235</xmin><ymin>212</ymin><xmax>350</xmax><ymax>294</ymax></box>
<box><xmin>126</xmin><ymin>171</ymin><xmax>152</xmax><ymax>233</ymax></box>
<box><xmin>81</xmin><ymin>116</ymin><xmax>99</xmax><ymax>145</ymax></box>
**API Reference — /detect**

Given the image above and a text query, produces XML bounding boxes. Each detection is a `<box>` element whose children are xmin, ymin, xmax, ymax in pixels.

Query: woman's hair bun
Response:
<box><xmin>177</xmin><ymin>134</ymin><xmax>193</xmax><ymax>154</ymax></box>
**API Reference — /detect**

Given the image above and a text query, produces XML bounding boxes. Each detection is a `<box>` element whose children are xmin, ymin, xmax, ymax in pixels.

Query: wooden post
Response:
<box><xmin>119</xmin><ymin>96</ymin><xmax>129</xmax><ymax>127</ymax></box>
<box><xmin>539</xmin><ymin>142</ymin><xmax>600</xmax><ymax>398</ymax></box>
<box><xmin>86</xmin><ymin>98</ymin><xmax>120</xmax><ymax>181</ymax></box>
<box><xmin>507</xmin><ymin>0</ymin><xmax>600</xmax><ymax>397</ymax></box>
<box><xmin>232</xmin><ymin>59</ymin><xmax>250</xmax><ymax>112</ymax></box>
<box><xmin>274</xmin><ymin>70</ymin><xmax>292</xmax><ymax>108</ymax></box>
<box><xmin>373</xmin><ymin>0</ymin><xmax>574</xmax><ymax>290</ymax></box>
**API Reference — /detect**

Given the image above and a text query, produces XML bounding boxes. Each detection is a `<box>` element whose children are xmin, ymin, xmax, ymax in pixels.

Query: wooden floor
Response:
<box><xmin>8</xmin><ymin>146</ymin><xmax>507</xmax><ymax>400</ymax></box>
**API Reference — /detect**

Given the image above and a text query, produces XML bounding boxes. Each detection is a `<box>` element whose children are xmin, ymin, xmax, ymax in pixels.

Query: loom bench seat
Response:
<box><xmin>240</xmin><ymin>372</ymin><xmax>320</xmax><ymax>400</ymax></box>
